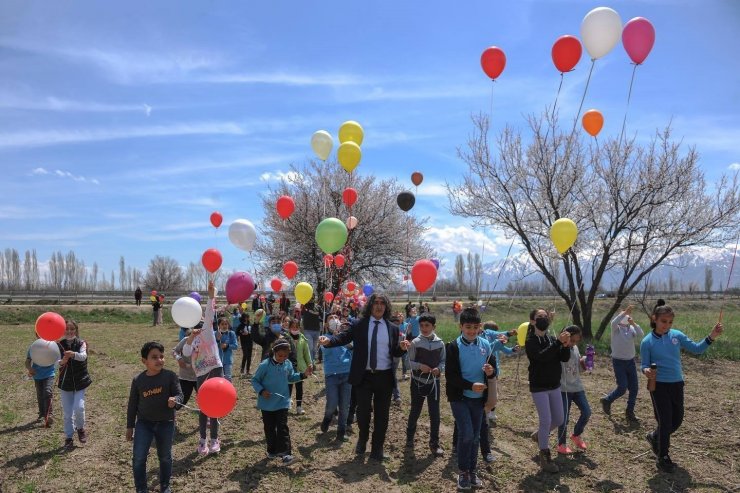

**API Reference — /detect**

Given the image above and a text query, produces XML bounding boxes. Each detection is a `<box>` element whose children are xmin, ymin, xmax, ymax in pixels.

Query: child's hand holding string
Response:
<box><xmin>167</xmin><ymin>397</ymin><xmax>177</xmax><ymax>408</ymax></box>
<box><xmin>471</xmin><ymin>382</ymin><xmax>486</xmax><ymax>393</ymax></box>
<box><xmin>261</xmin><ymin>390</ymin><xmax>271</xmax><ymax>399</ymax></box>
<box><xmin>126</xmin><ymin>428</ymin><xmax>133</xmax><ymax>441</ymax></box>
<box><xmin>710</xmin><ymin>323</ymin><xmax>723</xmax><ymax>341</ymax></box>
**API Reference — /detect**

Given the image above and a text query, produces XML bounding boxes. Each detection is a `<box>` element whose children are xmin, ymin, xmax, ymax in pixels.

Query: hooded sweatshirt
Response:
<box><xmin>609</xmin><ymin>311</ymin><xmax>644</xmax><ymax>360</ymax></box>
<box><xmin>407</xmin><ymin>332</ymin><xmax>446</xmax><ymax>383</ymax></box>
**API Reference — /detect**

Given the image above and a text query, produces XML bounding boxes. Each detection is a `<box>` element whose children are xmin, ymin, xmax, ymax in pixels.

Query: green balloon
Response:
<box><xmin>315</xmin><ymin>218</ymin><xmax>348</xmax><ymax>254</ymax></box>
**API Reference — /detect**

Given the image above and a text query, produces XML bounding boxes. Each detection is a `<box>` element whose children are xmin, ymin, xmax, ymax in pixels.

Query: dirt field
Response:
<box><xmin>1</xmin><ymin>318</ymin><xmax>738</xmax><ymax>493</ymax></box>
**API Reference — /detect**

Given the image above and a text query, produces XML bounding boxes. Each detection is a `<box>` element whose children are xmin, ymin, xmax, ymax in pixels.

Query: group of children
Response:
<box><xmin>26</xmin><ymin>291</ymin><xmax>724</xmax><ymax>492</ymax></box>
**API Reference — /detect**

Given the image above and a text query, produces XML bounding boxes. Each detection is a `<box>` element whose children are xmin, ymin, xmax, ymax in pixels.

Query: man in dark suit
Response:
<box><xmin>319</xmin><ymin>293</ymin><xmax>410</xmax><ymax>461</ymax></box>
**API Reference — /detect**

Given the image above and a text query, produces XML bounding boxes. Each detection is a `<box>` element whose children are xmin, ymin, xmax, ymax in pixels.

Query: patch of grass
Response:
<box><xmin>19</xmin><ymin>482</ymin><xmax>37</xmax><ymax>493</ymax></box>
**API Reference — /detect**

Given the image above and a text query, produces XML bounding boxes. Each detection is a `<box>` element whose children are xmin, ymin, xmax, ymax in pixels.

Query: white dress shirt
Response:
<box><xmin>366</xmin><ymin>316</ymin><xmax>391</xmax><ymax>370</ymax></box>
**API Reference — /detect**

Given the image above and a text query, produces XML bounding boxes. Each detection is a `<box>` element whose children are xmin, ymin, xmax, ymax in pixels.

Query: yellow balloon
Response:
<box><xmin>240</xmin><ymin>302</ymin><xmax>247</xmax><ymax>310</ymax></box>
<box><xmin>339</xmin><ymin>120</ymin><xmax>364</xmax><ymax>145</ymax></box>
<box><xmin>517</xmin><ymin>322</ymin><xmax>529</xmax><ymax>347</ymax></box>
<box><xmin>550</xmin><ymin>218</ymin><xmax>578</xmax><ymax>254</ymax></box>
<box><xmin>337</xmin><ymin>141</ymin><xmax>362</xmax><ymax>172</ymax></box>
<box><xmin>294</xmin><ymin>282</ymin><xmax>314</xmax><ymax>305</ymax></box>
<box><xmin>150</xmin><ymin>295</ymin><xmax>156</xmax><ymax>302</ymax></box>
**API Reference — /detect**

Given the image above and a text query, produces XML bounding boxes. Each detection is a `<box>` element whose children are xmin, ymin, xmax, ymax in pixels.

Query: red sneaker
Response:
<box><xmin>571</xmin><ymin>434</ymin><xmax>587</xmax><ymax>450</ymax></box>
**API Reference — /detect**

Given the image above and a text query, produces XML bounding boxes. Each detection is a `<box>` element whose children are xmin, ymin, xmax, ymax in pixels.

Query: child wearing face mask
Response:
<box><xmin>556</xmin><ymin>325</ymin><xmax>591</xmax><ymax>455</ymax></box>
<box><xmin>319</xmin><ymin>318</ymin><xmax>353</xmax><ymax>442</ymax></box>
<box><xmin>252</xmin><ymin>338</ymin><xmax>312</xmax><ymax>465</ymax></box>
<box><xmin>252</xmin><ymin>315</ymin><xmax>297</xmax><ymax>363</ymax></box>
<box><xmin>641</xmin><ymin>299</ymin><xmax>723</xmax><ymax>473</ymax></box>
<box><xmin>58</xmin><ymin>319</ymin><xmax>92</xmax><ymax>450</ymax></box>
<box><xmin>525</xmin><ymin>308</ymin><xmax>570</xmax><ymax>474</ymax></box>
<box><xmin>215</xmin><ymin>317</ymin><xmax>238</xmax><ymax>382</ymax></box>
<box><xmin>287</xmin><ymin>318</ymin><xmax>313</xmax><ymax>415</ymax></box>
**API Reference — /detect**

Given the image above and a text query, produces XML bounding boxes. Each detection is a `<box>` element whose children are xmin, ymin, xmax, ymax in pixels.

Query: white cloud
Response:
<box><xmin>259</xmin><ymin>171</ymin><xmax>300</xmax><ymax>183</ymax></box>
<box><xmin>729</xmin><ymin>163</ymin><xmax>740</xmax><ymax>170</ymax></box>
<box><xmin>0</xmin><ymin>121</ymin><xmax>245</xmax><ymax>149</ymax></box>
<box><xmin>423</xmin><ymin>225</ymin><xmax>512</xmax><ymax>258</ymax></box>
<box><xmin>415</xmin><ymin>182</ymin><xmax>448</xmax><ymax>197</ymax></box>
<box><xmin>0</xmin><ymin>93</ymin><xmax>153</xmax><ymax>114</ymax></box>
<box><xmin>29</xmin><ymin>166</ymin><xmax>99</xmax><ymax>185</ymax></box>
<box><xmin>200</xmin><ymin>72</ymin><xmax>366</xmax><ymax>87</ymax></box>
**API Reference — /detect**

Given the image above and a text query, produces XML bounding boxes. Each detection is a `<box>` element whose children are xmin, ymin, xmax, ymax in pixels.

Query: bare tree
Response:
<box><xmin>667</xmin><ymin>271</ymin><xmax>676</xmax><ymax>293</ymax></box>
<box><xmin>7</xmin><ymin>249</ymin><xmax>21</xmax><ymax>289</ymax></box>
<box><xmin>143</xmin><ymin>256</ymin><xmax>186</xmax><ymax>292</ymax></box>
<box><xmin>31</xmin><ymin>249</ymin><xmax>39</xmax><ymax>289</ymax></box>
<box><xmin>473</xmin><ymin>253</ymin><xmax>483</xmax><ymax>295</ymax></box>
<box><xmin>256</xmin><ymin>161</ymin><xmax>433</xmax><ymax>293</ymax></box>
<box><xmin>454</xmin><ymin>254</ymin><xmax>466</xmax><ymax>292</ymax></box>
<box><xmin>185</xmin><ymin>262</ymin><xmax>209</xmax><ymax>291</ymax></box>
<box><xmin>119</xmin><ymin>256</ymin><xmax>126</xmax><ymax>291</ymax></box>
<box><xmin>111</xmin><ymin>270</ymin><xmax>115</xmax><ymax>292</ymax></box>
<box><xmin>466</xmin><ymin>252</ymin><xmax>474</xmax><ymax>289</ymax></box>
<box><xmin>704</xmin><ymin>266</ymin><xmax>713</xmax><ymax>298</ymax></box>
<box><xmin>23</xmin><ymin>250</ymin><xmax>32</xmax><ymax>289</ymax></box>
<box><xmin>91</xmin><ymin>262</ymin><xmax>98</xmax><ymax>291</ymax></box>
<box><xmin>448</xmin><ymin>113</ymin><xmax>740</xmax><ymax>339</ymax></box>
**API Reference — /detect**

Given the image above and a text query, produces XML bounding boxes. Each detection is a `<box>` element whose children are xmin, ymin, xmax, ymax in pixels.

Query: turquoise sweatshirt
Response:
<box><xmin>640</xmin><ymin>329</ymin><xmax>712</xmax><ymax>383</ymax></box>
<box><xmin>251</xmin><ymin>357</ymin><xmax>305</xmax><ymax>411</ymax></box>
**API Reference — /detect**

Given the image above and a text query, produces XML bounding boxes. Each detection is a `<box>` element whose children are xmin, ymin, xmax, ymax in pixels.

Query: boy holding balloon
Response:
<box><xmin>25</xmin><ymin>342</ymin><xmax>57</xmax><ymax>427</ymax></box>
<box><xmin>126</xmin><ymin>341</ymin><xmax>183</xmax><ymax>493</ymax></box>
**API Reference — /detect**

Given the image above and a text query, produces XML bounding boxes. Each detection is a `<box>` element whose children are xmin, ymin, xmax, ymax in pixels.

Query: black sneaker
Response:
<box><xmin>469</xmin><ymin>472</ymin><xmax>484</xmax><ymax>489</ymax></box>
<box><xmin>64</xmin><ymin>437</ymin><xmax>74</xmax><ymax>450</ymax></box>
<box><xmin>625</xmin><ymin>409</ymin><xmax>639</xmax><ymax>423</ymax></box>
<box><xmin>657</xmin><ymin>455</ymin><xmax>676</xmax><ymax>473</ymax></box>
<box><xmin>456</xmin><ymin>472</ymin><xmax>471</xmax><ymax>491</ymax></box>
<box><xmin>320</xmin><ymin>418</ymin><xmax>331</xmax><ymax>433</ymax></box>
<box><xmin>600</xmin><ymin>397</ymin><xmax>612</xmax><ymax>415</ymax></box>
<box><xmin>430</xmin><ymin>445</ymin><xmax>444</xmax><ymax>457</ymax></box>
<box><xmin>645</xmin><ymin>432</ymin><xmax>659</xmax><ymax>457</ymax></box>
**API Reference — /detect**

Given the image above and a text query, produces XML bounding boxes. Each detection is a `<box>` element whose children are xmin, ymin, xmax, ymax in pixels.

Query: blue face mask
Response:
<box><xmin>270</xmin><ymin>324</ymin><xmax>282</xmax><ymax>334</ymax></box>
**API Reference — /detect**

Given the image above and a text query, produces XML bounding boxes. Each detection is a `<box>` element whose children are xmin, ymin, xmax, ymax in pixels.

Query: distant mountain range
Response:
<box><xmin>438</xmin><ymin>246</ymin><xmax>739</xmax><ymax>292</ymax></box>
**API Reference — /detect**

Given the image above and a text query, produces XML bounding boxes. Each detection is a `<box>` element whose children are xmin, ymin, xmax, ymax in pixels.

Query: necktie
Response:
<box><xmin>370</xmin><ymin>320</ymin><xmax>380</xmax><ymax>370</ymax></box>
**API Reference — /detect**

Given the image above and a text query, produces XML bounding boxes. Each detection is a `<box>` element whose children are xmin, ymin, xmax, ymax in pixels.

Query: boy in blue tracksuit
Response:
<box><xmin>252</xmin><ymin>338</ymin><xmax>311</xmax><ymax>465</ymax></box>
<box><xmin>215</xmin><ymin>317</ymin><xmax>238</xmax><ymax>382</ymax></box>
<box><xmin>446</xmin><ymin>308</ymin><xmax>496</xmax><ymax>491</ymax></box>
<box><xmin>25</xmin><ymin>345</ymin><xmax>57</xmax><ymax>427</ymax></box>
<box><xmin>640</xmin><ymin>300</ymin><xmax>723</xmax><ymax>473</ymax></box>
<box><xmin>319</xmin><ymin>322</ymin><xmax>353</xmax><ymax>442</ymax></box>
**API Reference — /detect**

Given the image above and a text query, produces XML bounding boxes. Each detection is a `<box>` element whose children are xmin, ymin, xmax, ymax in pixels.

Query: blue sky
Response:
<box><xmin>1</xmin><ymin>0</ymin><xmax>738</xmax><ymax>282</ymax></box>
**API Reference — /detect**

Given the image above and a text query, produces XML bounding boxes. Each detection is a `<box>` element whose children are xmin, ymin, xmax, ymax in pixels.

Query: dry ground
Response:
<box><xmin>0</xmin><ymin>316</ymin><xmax>738</xmax><ymax>493</ymax></box>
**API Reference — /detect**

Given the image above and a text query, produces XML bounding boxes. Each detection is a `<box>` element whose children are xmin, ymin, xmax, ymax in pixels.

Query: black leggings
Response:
<box><xmin>650</xmin><ymin>381</ymin><xmax>684</xmax><ymax>457</ymax></box>
<box><xmin>177</xmin><ymin>379</ymin><xmax>197</xmax><ymax>409</ymax></box>
<box><xmin>289</xmin><ymin>380</ymin><xmax>304</xmax><ymax>406</ymax></box>
<box><xmin>240</xmin><ymin>335</ymin><xmax>253</xmax><ymax>373</ymax></box>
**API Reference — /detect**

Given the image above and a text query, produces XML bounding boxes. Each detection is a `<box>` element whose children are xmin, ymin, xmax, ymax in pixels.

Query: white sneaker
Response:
<box><xmin>296</xmin><ymin>406</ymin><xmax>305</xmax><ymax>415</ymax></box>
<box><xmin>209</xmin><ymin>438</ymin><xmax>221</xmax><ymax>453</ymax></box>
<box><xmin>487</xmin><ymin>411</ymin><xmax>497</xmax><ymax>422</ymax></box>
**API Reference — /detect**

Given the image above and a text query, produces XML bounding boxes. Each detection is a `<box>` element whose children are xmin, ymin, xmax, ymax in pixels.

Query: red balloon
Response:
<box><xmin>334</xmin><ymin>254</ymin><xmax>345</xmax><ymax>268</ymax></box>
<box><xmin>201</xmin><ymin>248</ymin><xmax>223</xmax><ymax>273</ymax></box>
<box><xmin>324</xmin><ymin>291</ymin><xmax>334</xmax><ymax>303</ymax></box>
<box><xmin>276</xmin><ymin>195</ymin><xmax>295</xmax><ymax>220</ymax></box>
<box><xmin>270</xmin><ymin>278</ymin><xmax>283</xmax><ymax>292</ymax></box>
<box><xmin>283</xmin><ymin>261</ymin><xmax>298</xmax><ymax>280</ymax></box>
<box><xmin>196</xmin><ymin>377</ymin><xmax>237</xmax><ymax>418</ymax></box>
<box><xmin>323</xmin><ymin>254</ymin><xmax>334</xmax><ymax>267</ymax></box>
<box><xmin>411</xmin><ymin>259</ymin><xmax>437</xmax><ymax>293</ymax></box>
<box><xmin>480</xmin><ymin>46</ymin><xmax>506</xmax><ymax>80</ymax></box>
<box><xmin>35</xmin><ymin>312</ymin><xmax>66</xmax><ymax>341</ymax></box>
<box><xmin>342</xmin><ymin>187</ymin><xmax>358</xmax><ymax>207</ymax></box>
<box><xmin>151</xmin><ymin>290</ymin><xmax>157</xmax><ymax>296</ymax></box>
<box><xmin>346</xmin><ymin>281</ymin><xmax>357</xmax><ymax>292</ymax></box>
<box><xmin>552</xmin><ymin>35</ymin><xmax>582</xmax><ymax>73</ymax></box>
<box><xmin>210</xmin><ymin>211</ymin><xmax>223</xmax><ymax>228</ymax></box>
<box><xmin>411</xmin><ymin>172</ymin><xmax>423</xmax><ymax>186</ymax></box>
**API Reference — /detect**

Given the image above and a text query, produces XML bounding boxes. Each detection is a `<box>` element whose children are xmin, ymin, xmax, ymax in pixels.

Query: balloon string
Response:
<box><xmin>569</xmin><ymin>59</ymin><xmax>596</xmax><ymax>139</ymax></box>
<box><xmin>178</xmin><ymin>403</ymin><xmax>201</xmax><ymax>413</ymax></box>
<box><xmin>489</xmin><ymin>80</ymin><xmax>495</xmax><ymax>122</ymax></box>
<box><xmin>543</xmin><ymin>72</ymin><xmax>565</xmax><ymax>146</ymax></box>
<box><xmin>618</xmin><ymin>63</ymin><xmax>639</xmax><ymax>146</ymax></box>
<box><xmin>406</xmin><ymin>219</ymin><xmax>411</xmax><ymax>302</ymax></box>
<box><xmin>478</xmin><ymin>227</ymin><xmax>486</xmax><ymax>300</ymax></box>
<box><xmin>718</xmin><ymin>231</ymin><xmax>740</xmax><ymax>324</ymax></box>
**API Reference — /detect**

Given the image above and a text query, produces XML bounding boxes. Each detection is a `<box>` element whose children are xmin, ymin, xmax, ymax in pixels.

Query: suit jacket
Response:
<box><xmin>325</xmin><ymin>317</ymin><xmax>405</xmax><ymax>385</ymax></box>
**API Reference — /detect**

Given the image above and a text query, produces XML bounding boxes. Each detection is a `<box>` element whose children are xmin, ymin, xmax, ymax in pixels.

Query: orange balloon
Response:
<box><xmin>582</xmin><ymin>109</ymin><xmax>604</xmax><ymax>137</ymax></box>
<box><xmin>411</xmin><ymin>171</ymin><xmax>423</xmax><ymax>186</ymax></box>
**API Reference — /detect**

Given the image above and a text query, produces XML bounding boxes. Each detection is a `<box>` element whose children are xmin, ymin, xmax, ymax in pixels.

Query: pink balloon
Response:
<box><xmin>622</xmin><ymin>17</ymin><xmax>655</xmax><ymax>65</ymax></box>
<box><xmin>225</xmin><ymin>272</ymin><xmax>255</xmax><ymax>304</ymax></box>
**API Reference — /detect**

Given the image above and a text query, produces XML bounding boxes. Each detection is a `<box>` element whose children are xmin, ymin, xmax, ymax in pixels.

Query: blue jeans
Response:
<box><xmin>60</xmin><ymin>388</ymin><xmax>86</xmax><ymax>438</ymax></box>
<box><xmin>450</xmin><ymin>397</ymin><xmax>484</xmax><ymax>473</ymax></box>
<box><xmin>605</xmin><ymin>358</ymin><xmax>639</xmax><ymax>412</ymax></box>
<box><xmin>304</xmin><ymin>330</ymin><xmax>320</xmax><ymax>361</ymax></box>
<box><xmin>222</xmin><ymin>364</ymin><xmax>233</xmax><ymax>382</ymax></box>
<box><xmin>324</xmin><ymin>373</ymin><xmax>351</xmax><ymax>435</ymax></box>
<box><xmin>132</xmin><ymin>419</ymin><xmax>174</xmax><ymax>493</ymax></box>
<box><xmin>558</xmin><ymin>391</ymin><xmax>591</xmax><ymax>444</ymax></box>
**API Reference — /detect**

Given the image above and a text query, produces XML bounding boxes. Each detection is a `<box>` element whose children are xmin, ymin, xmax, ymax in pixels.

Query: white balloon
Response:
<box><xmin>311</xmin><ymin>130</ymin><xmax>333</xmax><ymax>161</ymax></box>
<box><xmin>30</xmin><ymin>339</ymin><xmax>61</xmax><ymax>367</ymax></box>
<box><xmin>228</xmin><ymin>219</ymin><xmax>257</xmax><ymax>252</ymax></box>
<box><xmin>346</xmin><ymin>215</ymin><xmax>358</xmax><ymax>230</ymax></box>
<box><xmin>171</xmin><ymin>296</ymin><xmax>203</xmax><ymax>328</ymax></box>
<box><xmin>581</xmin><ymin>7</ymin><xmax>623</xmax><ymax>60</ymax></box>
